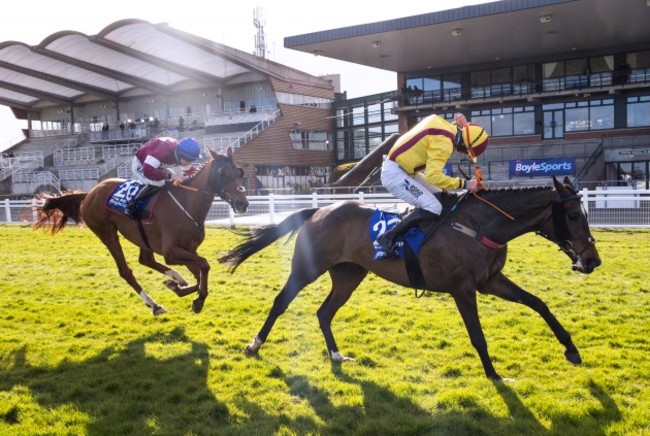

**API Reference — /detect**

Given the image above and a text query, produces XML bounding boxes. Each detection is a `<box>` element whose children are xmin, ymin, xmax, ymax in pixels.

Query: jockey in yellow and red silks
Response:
<box><xmin>377</xmin><ymin>113</ymin><xmax>488</xmax><ymax>257</ymax></box>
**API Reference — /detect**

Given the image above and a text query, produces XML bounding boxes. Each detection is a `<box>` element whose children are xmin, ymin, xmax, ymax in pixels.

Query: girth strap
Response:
<box><xmin>450</xmin><ymin>222</ymin><xmax>504</xmax><ymax>249</ymax></box>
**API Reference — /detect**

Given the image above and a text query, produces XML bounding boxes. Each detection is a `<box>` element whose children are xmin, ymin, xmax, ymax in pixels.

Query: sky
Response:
<box><xmin>0</xmin><ymin>0</ymin><xmax>490</xmax><ymax>152</ymax></box>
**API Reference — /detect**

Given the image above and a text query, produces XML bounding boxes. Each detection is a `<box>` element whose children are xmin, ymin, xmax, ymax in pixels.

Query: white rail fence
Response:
<box><xmin>2</xmin><ymin>189</ymin><xmax>649</xmax><ymax>228</ymax></box>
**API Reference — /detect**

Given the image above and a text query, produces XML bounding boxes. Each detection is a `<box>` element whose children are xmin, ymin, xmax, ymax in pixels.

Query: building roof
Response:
<box><xmin>0</xmin><ymin>19</ymin><xmax>331</xmax><ymax>111</ymax></box>
<box><xmin>284</xmin><ymin>0</ymin><xmax>650</xmax><ymax>73</ymax></box>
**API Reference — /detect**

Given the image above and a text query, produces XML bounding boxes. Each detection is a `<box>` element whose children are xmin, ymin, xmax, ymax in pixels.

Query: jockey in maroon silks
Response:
<box><xmin>125</xmin><ymin>136</ymin><xmax>202</xmax><ymax>219</ymax></box>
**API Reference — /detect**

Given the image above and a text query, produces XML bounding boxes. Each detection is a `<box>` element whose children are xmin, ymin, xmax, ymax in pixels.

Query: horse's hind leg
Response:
<box><xmin>452</xmin><ymin>290</ymin><xmax>502</xmax><ymax>380</ymax></box>
<box><xmin>318</xmin><ymin>263</ymin><xmax>368</xmax><ymax>363</ymax></box>
<box><xmin>138</xmin><ymin>249</ymin><xmax>189</xmax><ymax>287</ymax></box>
<box><xmin>245</xmin><ymin>271</ymin><xmax>315</xmax><ymax>355</ymax></box>
<box><xmin>96</xmin><ymin>230</ymin><xmax>167</xmax><ymax>316</ymax></box>
<box><xmin>480</xmin><ymin>272</ymin><xmax>581</xmax><ymax>365</ymax></box>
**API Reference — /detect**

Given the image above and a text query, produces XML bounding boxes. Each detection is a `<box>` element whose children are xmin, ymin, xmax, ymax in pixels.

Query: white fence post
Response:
<box><xmin>228</xmin><ymin>205</ymin><xmax>235</xmax><ymax>228</ymax></box>
<box><xmin>269</xmin><ymin>193</ymin><xmax>275</xmax><ymax>224</ymax></box>
<box><xmin>581</xmin><ymin>188</ymin><xmax>589</xmax><ymax>216</ymax></box>
<box><xmin>312</xmin><ymin>192</ymin><xmax>318</xmax><ymax>208</ymax></box>
<box><xmin>4</xmin><ymin>199</ymin><xmax>10</xmax><ymax>223</ymax></box>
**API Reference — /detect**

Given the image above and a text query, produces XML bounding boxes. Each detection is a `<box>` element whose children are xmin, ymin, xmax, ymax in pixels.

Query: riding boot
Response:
<box><xmin>376</xmin><ymin>209</ymin><xmax>439</xmax><ymax>257</ymax></box>
<box><xmin>125</xmin><ymin>184</ymin><xmax>159</xmax><ymax>219</ymax></box>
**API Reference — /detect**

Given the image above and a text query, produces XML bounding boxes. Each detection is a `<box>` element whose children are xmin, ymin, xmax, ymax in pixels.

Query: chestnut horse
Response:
<box><xmin>34</xmin><ymin>146</ymin><xmax>248</xmax><ymax>315</ymax></box>
<box><xmin>220</xmin><ymin>176</ymin><xmax>601</xmax><ymax>380</ymax></box>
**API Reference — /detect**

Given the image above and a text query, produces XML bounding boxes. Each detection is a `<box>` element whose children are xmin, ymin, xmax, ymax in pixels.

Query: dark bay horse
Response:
<box><xmin>34</xmin><ymin>146</ymin><xmax>248</xmax><ymax>315</ymax></box>
<box><xmin>219</xmin><ymin>176</ymin><xmax>601</xmax><ymax>380</ymax></box>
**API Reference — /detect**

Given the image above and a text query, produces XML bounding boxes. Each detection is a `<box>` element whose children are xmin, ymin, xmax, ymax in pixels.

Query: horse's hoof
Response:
<box><xmin>565</xmin><ymin>350</ymin><xmax>582</xmax><ymax>365</ymax></box>
<box><xmin>330</xmin><ymin>351</ymin><xmax>354</xmax><ymax>363</ymax></box>
<box><xmin>244</xmin><ymin>344</ymin><xmax>259</xmax><ymax>355</ymax></box>
<box><xmin>152</xmin><ymin>305</ymin><xmax>167</xmax><ymax>316</ymax></box>
<box><xmin>163</xmin><ymin>280</ymin><xmax>178</xmax><ymax>291</ymax></box>
<box><xmin>192</xmin><ymin>298</ymin><xmax>205</xmax><ymax>313</ymax></box>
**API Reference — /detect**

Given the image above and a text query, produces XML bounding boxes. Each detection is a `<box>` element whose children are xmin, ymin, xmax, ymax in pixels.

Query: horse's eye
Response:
<box><xmin>568</xmin><ymin>212</ymin><xmax>579</xmax><ymax>220</ymax></box>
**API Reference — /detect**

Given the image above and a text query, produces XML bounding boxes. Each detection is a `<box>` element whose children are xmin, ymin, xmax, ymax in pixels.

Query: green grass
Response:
<box><xmin>0</xmin><ymin>224</ymin><xmax>648</xmax><ymax>435</ymax></box>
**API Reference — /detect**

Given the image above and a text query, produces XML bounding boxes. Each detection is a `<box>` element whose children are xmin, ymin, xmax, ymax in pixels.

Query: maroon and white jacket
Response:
<box><xmin>135</xmin><ymin>137</ymin><xmax>196</xmax><ymax>181</ymax></box>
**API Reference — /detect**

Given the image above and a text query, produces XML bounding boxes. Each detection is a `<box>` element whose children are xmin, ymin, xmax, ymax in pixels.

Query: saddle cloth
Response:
<box><xmin>369</xmin><ymin>209</ymin><xmax>426</xmax><ymax>260</ymax></box>
<box><xmin>106</xmin><ymin>180</ymin><xmax>158</xmax><ymax>220</ymax></box>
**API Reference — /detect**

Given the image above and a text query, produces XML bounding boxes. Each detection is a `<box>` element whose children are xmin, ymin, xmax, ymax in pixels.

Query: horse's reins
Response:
<box><xmin>452</xmin><ymin>161</ymin><xmax>594</xmax><ymax>255</ymax></box>
<box><xmin>165</xmin><ymin>161</ymin><xmax>241</xmax><ymax>226</ymax></box>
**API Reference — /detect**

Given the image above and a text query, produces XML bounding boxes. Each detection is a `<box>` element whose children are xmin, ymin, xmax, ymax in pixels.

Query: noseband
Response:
<box><xmin>538</xmin><ymin>195</ymin><xmax>596</xmax><ymax>259</ymax></box>
<box><xmin>208</xmin><ymin>158</ymin><xmax>245</xmax><ymax>205</ymax></box>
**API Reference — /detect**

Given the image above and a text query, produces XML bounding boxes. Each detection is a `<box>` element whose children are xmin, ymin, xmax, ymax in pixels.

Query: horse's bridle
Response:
<box><xmin>468</xmin><ymin>191</ymin><xmax>596</xmax><ymax>260</ymax></box>
<box><xmin>536</xmin><ymin>195</ymin><xmax>596</xmax><ymax>261</ymax></box>
<box><xmin>208</xmin><ymin>158</ymin><xmax>245</xmax><ymax>205</ymax></box>
<box><xmin>165</xmin><ymin>158</ymin><xmax>245</xmax><ymax>225</ymax></box>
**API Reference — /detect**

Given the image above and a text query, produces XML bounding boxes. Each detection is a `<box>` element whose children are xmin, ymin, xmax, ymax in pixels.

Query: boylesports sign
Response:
<box><xmin>509</xmin><ymin>158</ymin><xmax>575</xmax><ymax>177</ymax></box>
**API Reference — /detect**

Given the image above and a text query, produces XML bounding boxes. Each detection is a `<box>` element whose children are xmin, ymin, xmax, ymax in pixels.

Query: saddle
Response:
<box><xmin>105</xmin><ymin>180</ymin><xmax>160</xmax><ymax>220</ymax></box>
<box><xmin>369</xmin><ymin>209</ymin><xmax>428</xmax><ymax>289</ymax></box>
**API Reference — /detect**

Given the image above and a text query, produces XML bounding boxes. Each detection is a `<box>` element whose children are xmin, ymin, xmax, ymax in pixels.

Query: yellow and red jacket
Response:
<box><xmin>387</xmin><ymin>114</ymin><xmax>466</xmax><ymax>190</ymax></box>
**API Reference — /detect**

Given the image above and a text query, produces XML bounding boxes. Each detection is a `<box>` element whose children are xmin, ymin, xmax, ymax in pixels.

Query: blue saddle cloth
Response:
<box><xmin>106</xmin><ymin>180</ymin><xmax>155</xmax><ymax>219</ymax></box>
<box><xmin>369</xmin><ymin>209</ymin><xmax>426</xmax><ymax>260</ymax></box>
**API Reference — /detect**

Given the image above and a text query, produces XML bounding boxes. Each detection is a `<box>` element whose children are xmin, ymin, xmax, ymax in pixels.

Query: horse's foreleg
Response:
<box><xmin>318</xmin><ymin>264</ymin><xmax>368</xmax><ymax>362</ymax></box>
<box><xmin>479</xmin><ymin>272</ymin><xmax>581</xmax><ymax>365</ymax></box>
<box><xmin>452</xmin><ymin>290</ymin><xmax>502</xmax><ymax>380</ymax></box>
<box><xmin>246</xmin><ymin>273</ymin><xmax>309</xmax><ymax>356</ymax></box>
<box><xmin>163</xmin><ymin>248</ymin><xmax>209</xmax><ymax>313</ymax></box>
<box><xmin>101</xmin><ymin>234</ymin><xmax>166</xmax><ymax>315</ymax></box>
<box><xmin>138</xmin><ymin>249</ymin><xmax>189</xmax><ymax>287</ymax></box>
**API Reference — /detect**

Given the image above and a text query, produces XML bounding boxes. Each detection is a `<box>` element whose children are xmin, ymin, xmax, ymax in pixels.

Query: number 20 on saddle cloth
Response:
<box><xmin>370</xmin><ymin>209</ymin><xmax>426</xmax><ymax>260</ymax></box>
<box><xmin>105</xmin><ymin>180</ymin><xmax>159</xmax><ymax>220</ymax></box>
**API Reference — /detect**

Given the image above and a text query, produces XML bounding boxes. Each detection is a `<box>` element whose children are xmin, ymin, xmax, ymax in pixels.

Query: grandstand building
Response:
<box><xmin>286</xmin><ymin>0</ymin><xmax>650</xmax><ymax>189</ymax></box>
<box><xmin>0</xmin><ymin>19</ymin><xmax>337</xmax><ymax>196</ymax></box>
<box><xmin>3</xmin><ymin>1</ymin><xmax>650</xmax><ymax>197</ymax></box>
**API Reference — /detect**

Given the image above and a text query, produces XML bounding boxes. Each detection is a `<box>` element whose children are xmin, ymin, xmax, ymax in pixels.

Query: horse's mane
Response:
<box><xmin>184</xmin><ymin>160</ymin><xmax>211</xmax><ymax>182</ymax></box>
<box><xmin>439</xmin><ymin>185</ymin><xmax>552</xmax><ymax>199</ymax></box>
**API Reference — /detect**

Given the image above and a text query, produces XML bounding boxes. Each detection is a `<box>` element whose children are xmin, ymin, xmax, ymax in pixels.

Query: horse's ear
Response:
<box><xmin>563</xmin><ymin>175</ymin><xmax>573</xmax><ymax>188</ymax></box>
<box><xmin>208</xmin><ymin>147</ymin><xmax>219</xmax><ymax>160</ymax></box>
<box><xmin>226</xmin><ymin>146</ymin><xmax>233</xmax><ymax>158</ymax></box>
<box><xmin>553</xmin><ymin>175</ymin><xmax>571</xmax><ymax>196</ymax></box>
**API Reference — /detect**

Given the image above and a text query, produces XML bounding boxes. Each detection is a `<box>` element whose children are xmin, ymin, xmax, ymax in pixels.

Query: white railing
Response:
<box><xmin>58</xmin><ymin>167</ymin><xmax>99</xmax><ymax>181</ymax></box>
<box><xmin>30</xmin><ymin>171</ymin><xmax>61</xmax><ymax>193</ymax></box>
<box><xmin>3</xmin><ymin>189</ymin><xmax>649</xmax><ymax>228</ymax></box>
<box><xmin>0</xmin><ymin>154</ymin><xmax>44</xmax><ymax>181</ymax></box>
<box><xmin>204</xmin><ymin>109</ymin><xmax>281</xmax><ymax>154</ymax></box>
<box><xmin>53</xmin><ymin>146</ymin><xmax>96</xmax><ymax>166</ymax></box>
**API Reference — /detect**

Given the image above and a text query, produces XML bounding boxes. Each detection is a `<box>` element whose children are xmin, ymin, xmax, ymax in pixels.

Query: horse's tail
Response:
<box><xmin>33</xmin><ymin>192</ymin><xmax>88</xmax><ymax>234</ymax></box>
<box><xmin>219</xmin><ymin>207</ymin><xmax>319</xmax><ymax>272</ymax></box>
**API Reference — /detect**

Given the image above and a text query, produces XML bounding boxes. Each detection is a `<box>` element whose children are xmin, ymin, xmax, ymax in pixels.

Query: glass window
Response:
<box><xmin>384</xmin><ymin>123</ymin><xmax>399</xmax><ymax>135</ymax></box>
<box><xmin>492</xmin><ymin>68</ymin><xmax>511</xmax><ymax>84</ymax></box>
<box><xmin>336</xmin><ymin>131</ymin><xmax>347</xmax><ymax>160</ymax></box>
<box><xmin>383</xmin><ymin>101</ymin><xmax>398</xmax><ymax>122</ymax></box>
<box><xmin>471</xmin><ymin>70</ymin><xmax>490</xmax><ymax>99</ymax></box>
<box><xmin>368</xmin><ymin>103</ymin><xmax>382</xmax><ymax>124</ymax></box>
<box><xmin>512</xmin><ymin>65</ymin><xmax>533</xmax><ymax>94</ymax></box>
<box><xmin>627</xmin><ymin>96</ymin><xmax>650</xmax><ymax>127</ymax></box>
<box><xmin>590</xmin><ymin>105</ymin><xmax>613</xmax><ymax>130</ymax></box>
<box><xmin>423</xmin><ymin>77</ymin><xmax>441</xmax><ymax>102</ymax></box>
<box><xmin>352</xmin><ymin>106</ymin><xmax>365</xmax><ymax>126</ymax></box>
<box><xmin>353</xmin><ymin>129</ymin><xmax>366</xmax><ymax>159</ymax></box>
<box><xmin>566</xmin><ymin>106</ymin><xmax>590</xmax><ymax>131</ymax></box>
<box><xmin>492</xmin><ymin>112</ymin><xmax>513</xmax><ymax>136</ymax></box>
<box><xmin>543</xmin><ymin>62</ymin><xmax>564</xmax><ymax>91</ymax></box>
<box><xmin>443</xmin><ymin>73</ymin><xmax>461</xmax><ymax>101</ymax></box>
<box><xmin>290</xmin><ymin>130</ymin><xmax>329</xmax><ymax>151</ymax></box>
<box><xmin>336</xmin><ymin>108</ymin><xmax>346</xmax><ymax>128</ymax></box>
<box><xmin>514</xmin><ymin>111</ymin><xmax>535</xmax><ymax>135</ymax></box>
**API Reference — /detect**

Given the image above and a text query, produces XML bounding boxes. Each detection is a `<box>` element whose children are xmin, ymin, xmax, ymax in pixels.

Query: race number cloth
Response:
<box><xmin>369</xmin><ymin>209</ymin><xmax>426</xmax><ymax>260</ymax></box>
<box><xmin>106</xmin><ymin>180</ymin><xmax>156</xmax><ymax>219</ymax></box>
